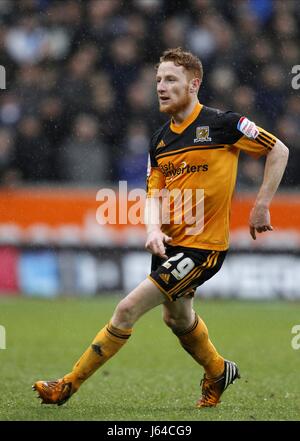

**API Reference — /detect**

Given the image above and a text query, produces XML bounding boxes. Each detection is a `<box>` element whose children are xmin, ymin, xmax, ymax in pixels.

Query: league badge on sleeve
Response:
<box><xmin>237</xmin><ymin>117</ymin><xmax>259</xmax><ymax>139</ymax></box>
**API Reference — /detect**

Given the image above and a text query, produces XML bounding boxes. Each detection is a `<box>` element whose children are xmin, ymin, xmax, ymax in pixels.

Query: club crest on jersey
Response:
<box><xmin>237</xmin><ymin>117</ymin><xmax>259</xmax><ymax>139</ymax></box>
<box><xmin>194</xmin><ymin>126</ymin><xmax>211</xmax><ymax>143</ymax></box>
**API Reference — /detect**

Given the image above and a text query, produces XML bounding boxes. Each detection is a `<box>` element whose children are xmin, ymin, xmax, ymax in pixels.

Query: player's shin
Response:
<box><xmin>63</xmin><ymin>321</ymin><xmax>132</xmax><ymax>390</ymax></box>
<box><xmin>175</xmin><ymin>315</ymin><xmax>224</xmax><ymax>378</ymax></box>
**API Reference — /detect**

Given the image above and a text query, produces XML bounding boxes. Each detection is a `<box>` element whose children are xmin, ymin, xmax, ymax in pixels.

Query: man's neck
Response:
<box><xmin>172</xmin><ymin>99</ymin><xmax>199</xmax><ymax>125</ymax></box>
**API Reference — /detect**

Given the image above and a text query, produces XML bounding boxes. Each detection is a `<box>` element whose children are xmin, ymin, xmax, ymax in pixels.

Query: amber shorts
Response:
<box><xmin>148</xmin><ymin>245</ymin><xmax>227</xmax><ymax>302</ymax></box>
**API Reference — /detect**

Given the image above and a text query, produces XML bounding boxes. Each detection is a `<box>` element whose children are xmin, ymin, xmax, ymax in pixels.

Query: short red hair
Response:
<box><xmin>158</xmin><ymin>47</ymin><xmax>203</xmax><ymax>82</ymax></box>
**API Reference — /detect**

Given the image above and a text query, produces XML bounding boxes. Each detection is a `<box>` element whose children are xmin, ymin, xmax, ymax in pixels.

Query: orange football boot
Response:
<box><xmin>196</xmin><ymin>360</ymin><xmax>240</xmax><ymax>408</ymax></box>
<box><xmin>32</xmin><ymin>379</ymin><xmax>76</xmax><ymax>406</ymax></box>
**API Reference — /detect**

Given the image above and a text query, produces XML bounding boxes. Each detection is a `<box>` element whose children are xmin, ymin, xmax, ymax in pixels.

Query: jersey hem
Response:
<box><xmin>166</xmin><ymin>241</ymin><xmax>229</xmax><ymax>252</ymax></box>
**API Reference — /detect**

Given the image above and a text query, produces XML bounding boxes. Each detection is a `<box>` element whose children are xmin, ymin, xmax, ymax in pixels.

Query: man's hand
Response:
<box><xmin>249</xmin><ymin>204</ymin><xmax>273</xmax><ymax>240</ymax></box>
<box><xmin>145</xmin><ymin>230</ymin><xmax>172</xmax><ymax>259</ymax></box>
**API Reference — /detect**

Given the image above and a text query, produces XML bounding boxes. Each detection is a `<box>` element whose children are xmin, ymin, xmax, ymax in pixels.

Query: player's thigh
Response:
<box><xmin>119</xmin><ymin>278</ymin><xmax>166</xmax><ymax>319</ymax></box>
<box><xmin>163</xmin><ymin>295</ymin><xmax>194</xmax><ymax>320</ymax></box>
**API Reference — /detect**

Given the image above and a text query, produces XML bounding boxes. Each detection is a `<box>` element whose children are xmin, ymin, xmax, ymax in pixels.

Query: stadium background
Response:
<box><xmin>0</xmin><ymin>0</ymin><xmax>300</xmax><ymax>299</ymax></box>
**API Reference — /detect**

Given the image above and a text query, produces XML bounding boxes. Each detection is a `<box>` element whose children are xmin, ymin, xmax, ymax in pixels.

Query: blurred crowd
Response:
<box><xmin>0</xmin><ymin>0</ymin><xmax>299</xmax><ymax>189</ymax></box>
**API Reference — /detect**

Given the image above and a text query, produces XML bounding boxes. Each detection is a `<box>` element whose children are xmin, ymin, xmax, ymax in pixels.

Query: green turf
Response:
<box><xmin>0</xmin><ymin>296</ymin><xmax>299</xmax><ymax>421</ymax></box>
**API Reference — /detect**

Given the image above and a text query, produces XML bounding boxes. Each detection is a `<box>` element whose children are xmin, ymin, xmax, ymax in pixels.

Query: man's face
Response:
<box><xmin>156</xmin><ymin>61</ymin><xmax>192</xmax><ymax>115</ymax></box>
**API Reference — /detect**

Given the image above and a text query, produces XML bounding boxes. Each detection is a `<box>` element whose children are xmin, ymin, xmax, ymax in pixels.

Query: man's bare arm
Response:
<box><xmin>144</xmin><ymin>196</ymin><xmax>172</xmax><ymax>259</ymax></box>
<box><xmin>249</xmin><ymin>139</ymin><xmax>289</xmax><ymax>240</ymax></box>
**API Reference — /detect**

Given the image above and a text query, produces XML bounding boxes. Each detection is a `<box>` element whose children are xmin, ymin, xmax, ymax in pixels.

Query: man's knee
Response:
<box><xmin>163</xmin><ymin>311</ymin><xmax>193</xmax><ymax>334</ymax></box>
<box><xmin>113</xmin><ymin>298</ymin><xmax>136</xmax><ymax>327</ymax></box>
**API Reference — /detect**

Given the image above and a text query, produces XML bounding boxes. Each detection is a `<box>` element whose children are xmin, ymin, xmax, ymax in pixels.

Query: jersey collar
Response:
<box><xmin>170</xmin><ymin>102</ymin><xmax>203</xmax><ymax>134</ymax></box>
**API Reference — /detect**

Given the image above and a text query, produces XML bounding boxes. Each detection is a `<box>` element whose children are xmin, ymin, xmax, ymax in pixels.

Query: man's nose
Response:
<box><xmin>157</xmin><ymin>81</ymin><xmax>166</xmax><ymax>93</ymax></box>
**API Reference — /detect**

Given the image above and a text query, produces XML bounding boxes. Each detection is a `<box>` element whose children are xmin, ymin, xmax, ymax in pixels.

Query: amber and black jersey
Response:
<box><xmin>146</xmin><ymin>102</ymin><xmax>277</xmax><ymax>251</ymax></box>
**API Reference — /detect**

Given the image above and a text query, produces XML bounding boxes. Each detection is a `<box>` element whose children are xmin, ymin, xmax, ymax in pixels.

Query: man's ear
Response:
<box><xmin>190</xmin><ymin>78</ymin><xmax>200</xmax><ymax>93</ymax></box>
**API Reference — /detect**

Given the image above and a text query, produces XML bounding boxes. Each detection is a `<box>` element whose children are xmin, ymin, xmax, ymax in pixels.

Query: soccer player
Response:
<box><xmin>33</xmin><ymin>48</ymin><xmax>289</xmax><ymax>408</ymax></box>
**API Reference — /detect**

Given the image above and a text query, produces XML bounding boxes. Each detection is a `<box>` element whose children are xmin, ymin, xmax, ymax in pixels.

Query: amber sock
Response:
<box><xmin>63</xmin><ymin>322</ymin><xmax>132</xmax><ymax>390</ymax></box>
<box><xmin>175</xmin><ymin>315</ymin><xmax>224</xmax><ymax>378</ymax></box>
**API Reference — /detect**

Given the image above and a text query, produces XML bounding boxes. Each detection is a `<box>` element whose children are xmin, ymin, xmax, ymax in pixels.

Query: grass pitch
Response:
<box><xmin>0</xmin><ymin>296</ymin><xmax>299</xmax><ymax>421</ymax></box>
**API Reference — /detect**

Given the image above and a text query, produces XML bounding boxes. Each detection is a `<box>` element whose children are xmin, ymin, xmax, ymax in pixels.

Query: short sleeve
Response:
<box><xmin>218</xmin><ymin>112</ymin><xmax>277</xmax><ymax>157</ymax></box>
<box><xmin>233</xmin><ymin>116</ymin><xmax>277</xmax><ymax>158</ymax></box>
